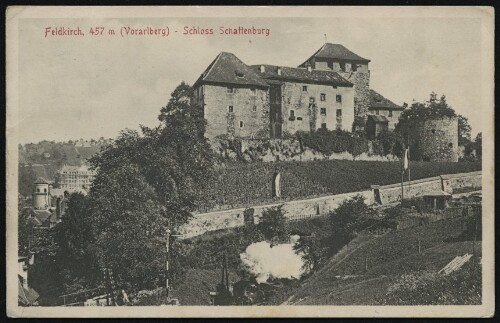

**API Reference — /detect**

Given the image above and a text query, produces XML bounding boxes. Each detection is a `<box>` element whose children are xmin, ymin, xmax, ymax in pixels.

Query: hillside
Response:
<box><xmin>270</xmin><ymin>216</ymin><xmax>481</xmax><ymax>305</ymax></box>
<box><xmin>194</xmin><ymin>160</ymin><xmax>481</xmax><ymax>212</ymax></box>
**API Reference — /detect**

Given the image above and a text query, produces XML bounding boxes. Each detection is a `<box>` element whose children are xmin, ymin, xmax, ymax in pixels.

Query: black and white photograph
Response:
<box><xmin>6</xmin><ymin>6</ymin><xmax>494</xmax><ymax>318</ymax></box>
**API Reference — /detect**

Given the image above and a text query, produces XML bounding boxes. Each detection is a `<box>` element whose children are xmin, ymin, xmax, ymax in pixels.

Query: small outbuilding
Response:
<box><xmin>366</xmin><ymin>115</ymin><xmax>389</xmax><ymax>139</ymax></box>
<box><xmin>423</xmin><ymin>191</ymin><xmax>452</xmax><ymax>210</ymax></box>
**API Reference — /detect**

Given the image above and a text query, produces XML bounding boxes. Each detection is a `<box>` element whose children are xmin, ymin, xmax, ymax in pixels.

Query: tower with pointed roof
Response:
<box><xmin>32</xmin><ymin>177</ymin><xmax>51</xmax><ymax>210</ymax></box>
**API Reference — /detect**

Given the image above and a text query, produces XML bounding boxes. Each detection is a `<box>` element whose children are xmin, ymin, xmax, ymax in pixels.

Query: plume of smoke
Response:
<box><xmin>240</xmin><ymin>235</ymin><xmax>307</xmax><ymax>284</ymax></box>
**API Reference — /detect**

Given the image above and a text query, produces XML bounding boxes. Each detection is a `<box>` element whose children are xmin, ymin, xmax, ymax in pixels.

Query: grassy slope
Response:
<box><xmin>272</xmin><ymin>217</ymin><xmax>481</xmax><ymax>305</ymax></box>
<box><xmin>195</xmin><ymin>161</ymin><xmax>481</xmax><ymax>212</ymax></box>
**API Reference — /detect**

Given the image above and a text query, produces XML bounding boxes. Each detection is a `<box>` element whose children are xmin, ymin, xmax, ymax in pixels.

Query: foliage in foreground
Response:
<box><xmin>383</xmin><ymin>261</ymin><xmax>481</xmax><ymax>305</ymax></box>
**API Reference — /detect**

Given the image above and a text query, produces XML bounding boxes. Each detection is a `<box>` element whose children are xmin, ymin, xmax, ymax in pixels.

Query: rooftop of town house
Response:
<box><xmin>368</xmin><ymin>89</ymin><xmax>404</xmax><ymax>110</ymax></box>
<box><xmin>367</xmin><ymin>114</ymin><xmax>389</xmax><ymax>123</ymax></box>
<box><xmin>250</xmin><ymin>64</ymin><xmax>353</xmax><ymax>87</ymax></box>
<box><xmin>194</xmin><ymin>52</ymin><xmax>269</xmax><ymax>88</ymax></box>
<box><xmin>31</xmin><ymin>209</ymin><xmax>53</xmax><ymax>223</ymax></box>
<box><xmin>299</xmin><ymin>43</ymin><xmax>371</xmax><ymax>67</ymax></box>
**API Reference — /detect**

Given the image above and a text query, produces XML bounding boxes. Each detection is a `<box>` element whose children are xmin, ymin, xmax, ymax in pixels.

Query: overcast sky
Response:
<box><xmin>17</xmin><ymin>16</ymin><xmax>483</xmax><ymax>144</ymax></box>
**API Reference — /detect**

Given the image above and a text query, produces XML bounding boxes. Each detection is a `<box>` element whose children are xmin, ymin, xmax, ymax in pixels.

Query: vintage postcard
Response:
<box><xmin>6</xmin><ymin>6</ymin><xmax>494</xmax><ymax>318</ymax></box>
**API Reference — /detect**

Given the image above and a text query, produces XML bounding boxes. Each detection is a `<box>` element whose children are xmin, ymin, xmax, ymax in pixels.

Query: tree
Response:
<box><xmin>293</xmin><ymin>236</ymin><xmax>323</xmax><ymax>273</ymax></box>
<box><xmin>328</xmin><ymin>195</ymin><xmax>371</xmax><ymax>252</ymax></box>
<box><xmin>18</xmin><ymin>164</ymin><xmax>37</xmax><ymax>198</ymax></box>
<box><xmin>256</xmin><ymin>205</ymin><xmax>288</xmax><ymax>242</ymax></box>
<box><xmin>52</xmin><ymin>193</ymin><xmax>100</xmax><ymax>290</ymax></box>
<box><xmin>474</xmin><ymin>132</ymin><xmax>482</xmax><ymax>160</ymax></box>
<box><xmin>84</xmin><ymin>82</ymin><xmax>214</xmax><ymax>291</ymax></box>
<box><xmin>457</xmin><ymin>115</ymin><xmax>472</xmax><ymax>147</ymax></box>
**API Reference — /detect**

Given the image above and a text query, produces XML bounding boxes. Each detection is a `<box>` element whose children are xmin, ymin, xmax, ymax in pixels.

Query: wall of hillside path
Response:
<box><xmin>178</xmin><ymin>171</ymin><xmax>482</xmax><ymax>239</ymax></box>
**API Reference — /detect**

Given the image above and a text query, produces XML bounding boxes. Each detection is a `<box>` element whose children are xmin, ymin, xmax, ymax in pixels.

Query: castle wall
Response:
<box><xmin>338</xmin><ymin>70</ymin><xmax>370</xmax><ymax>119</ymax></box>
<box><xmin>441</xmin><ymin>171</ymin><xmax>482</xmax><ymax>194</ymax></box>
<box><xmin>202</xmin><ymin>84</ymin><xmax>270</xmax><ymax>139</ymax></box>
<box><xmin>179</xmin><ymin>170</ymin><xmax>482</xmax><ymax>239</ymax></box>
<box><xmin>412</xmin><ymin>118</ymin><xmax>459</xmax><ymax>162</ymax></box>
<box><xmin>281</xmin><ymin>82</ymin><xmax>354</xmax><ymax>133</ymax></box>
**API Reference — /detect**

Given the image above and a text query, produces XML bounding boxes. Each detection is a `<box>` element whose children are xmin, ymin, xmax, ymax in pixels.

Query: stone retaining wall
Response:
<box><xmin>179</xmin><ymin>171</ymin><xmax>482</xmax><ymax>239</ymax></box>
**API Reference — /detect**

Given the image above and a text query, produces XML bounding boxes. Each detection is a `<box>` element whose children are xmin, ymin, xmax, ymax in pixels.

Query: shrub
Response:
<box><xmin>383</xmin><ymin>261</ymin><xmax>481</xmax><ymax>305</ymax></box>
<box><xmin>257</xmin><ymin>205</ymin><xmax>288</xmax><ymax>242</ymax></box>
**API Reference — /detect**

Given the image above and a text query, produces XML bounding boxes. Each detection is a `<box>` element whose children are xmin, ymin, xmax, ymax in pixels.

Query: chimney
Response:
<box><xmin>260</xmin><ymin>65</ymin><xmax>265</xmax><ymax>73</ymax></box>
<box><xmin>277</xmin><ymin>67</ymin><xmax>282</xmax><ymax>75</ymax></box>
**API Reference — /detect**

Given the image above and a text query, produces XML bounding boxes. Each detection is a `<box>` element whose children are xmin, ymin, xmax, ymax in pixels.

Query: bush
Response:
<box><xmin>383</xmin><ymin>261</ymin><xmax>481</xmax><ymax>305</ymax></box>
<box><xmin>257</xmin><ymin>205</ymin><xmax>288</xmax><ymax>242</ymax></box>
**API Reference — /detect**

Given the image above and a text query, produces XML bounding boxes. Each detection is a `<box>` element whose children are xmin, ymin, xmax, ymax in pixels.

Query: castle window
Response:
<box><xmin>252</xmin><ymin>105</ymin><xmax>257</xmax><ymax>112</ymax></box>
<box><xmin>250</xmin><ymin>88</ymin><xmax>256</xmax><ymax>95</ymax></box>
<box><xmin>352</xmin><ymin>63</ymin><xmax>358</xmax><ymax>72</ymax></box>
<box><xmin>321</xmin><ymin>123</ymin><xmax>327</xmax><ymax>129</ymax></box>
<box><xmin>297</xmin><ymin>117</ymin><xmax>303</xmax><ymax>121</ymax></box>
<box><xmin>44</xmin><ymin>188</ymin><xmax>47</xmax><ymax>193</ymax></box>
<box><xmin>320</xmin><ymin>108</ymin><xmax>326</xmax><ymax>116</ymax></box>
<box><xmin>340</xmin><ymin>62</ymin><xmax>346</xmax><ymax>72</ymax></box>
<box><xmin>336</xmin><ymin>109</ymin><xmax>342</xmax><ymax>117</ymax></box>
<box><xmin>37</xmin><ymin>188</ymin><xmax>40</xmax><ymax>193</ymax></box>
<box><xmin>227</xmin><ymin>87</ymin><xmax>234</xmax><ymax>94</ymax></box>
<box><xmin>336</xmin><ymin>95</ymin><xmax>342</xmax><ymax>103</ymax></box>
<box><xmin>376</xmin><ymin>110</ymin><xmax>380</xmax><ymax>115</ymax></box>
<box><xmin>302</xmin><ymin>86</ymin><xmax>308</xmax><ymax>92</ymax></box>
<box><xmin>239</xmin><ymin>121</ymin><xmax>244</xmax><ymax>128</ymax></box>
<box><xmin>290</xmin><ymin>110</ymin><xmax>295</xmax><ymax>118</ymax></box>
<box><xmin>320</xmin><ymin>93</ymin><xmax>326</xmax><ymax>101</ymax></box>
<box><xmin>449</xmin><ymin>143</ymin><xmax>453</xmax><ymax>148</ymax></box>
<box><xmin>228</xmin><ymin>105</ymin><xmax>234</xmax><ymax>113</ymax></box>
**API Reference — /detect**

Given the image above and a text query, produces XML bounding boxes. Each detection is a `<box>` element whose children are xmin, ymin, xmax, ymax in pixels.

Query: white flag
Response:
<box><xmin>403</xmin><ymin>148</ymin><xmax>409</xmax><ymax>171</ymax></box>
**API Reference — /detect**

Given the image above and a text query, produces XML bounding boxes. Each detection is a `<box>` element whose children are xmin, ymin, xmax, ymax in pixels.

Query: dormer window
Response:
<box><xmin>235</xmin><ymin>70</ymin><xmax>245</xmax><ymax>78</ymax></box>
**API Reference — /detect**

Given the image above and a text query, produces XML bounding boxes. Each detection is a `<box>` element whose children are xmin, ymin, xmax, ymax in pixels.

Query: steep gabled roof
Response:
<box><xmin>250</xmin><ymin>65</ymin><xmax>353</xmax><ymax>87</ymax></box>
<box><xmin>299</xmin><ymin>43</ymin><xmax>371</xmax><ymax>67</ymax></box>
<box><xmin>194</xmin><ymin>52</ymin><xmax>269</xmax><ymax>88</ymax></box>
<box><xmin>368</xmin><ymin>89</ymin><xmax>404</xmax><ymax>110</ymax></box>
<box><xmin>32</xmin><ymin>210</ymin><xmax>52</xmax><ymax>224</ymax></box>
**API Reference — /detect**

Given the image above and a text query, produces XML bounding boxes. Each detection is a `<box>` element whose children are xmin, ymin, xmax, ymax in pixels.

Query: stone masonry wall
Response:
<box><xmin>179</xmin><ymin>171</ymin><xmax>481</xmax><ymax>239</ymax></box>
<box><xmin>413</xmin><ymin>118</ymin><xmax>459</xmax><ymax>162</ymax></box>
<box><xmin>339</xmin><ymin>70</ymin><xmax>370</xmax><ymax>121</ymax></box>
<box><xmin>203</xmin><ymin>84</ymin><xmax>270</xmax><ymax>140</ymax></box>
<box><xmin>281</xmin><ymin>82</ymin><xmax>355</xmax><ymax>133</ymax></box>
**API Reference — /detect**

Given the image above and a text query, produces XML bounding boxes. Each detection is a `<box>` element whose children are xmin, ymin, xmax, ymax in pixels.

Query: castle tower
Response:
<box><xmin>32</xmin><ymin>177</ymin><xmax>51</xmax><ymax>210</ymax></box>
<box><xmin>299</xmin><ymin>43</ymin><xmax>371</xmax><ymax>121</ymax></box>
<box><xmin>410</xmin><ymin>117</ymin><xmax>459</xmax><ymax>162</ymax></box>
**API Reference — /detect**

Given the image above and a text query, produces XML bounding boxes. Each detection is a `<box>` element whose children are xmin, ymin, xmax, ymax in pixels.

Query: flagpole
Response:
<box><xmin>407</xmin><ymin>133</ymin><xmax>411</xmax><ymax>192</ymax></box>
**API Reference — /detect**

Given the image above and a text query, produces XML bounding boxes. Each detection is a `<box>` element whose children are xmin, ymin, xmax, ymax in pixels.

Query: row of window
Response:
<box><xmin>226</xmin><ymin>86</ymin><xmax>343</xmax><ymax>103</ymax></box>
<box><xmin>228</xmin><ymin>105</ymin><xmax>258</xmax><ymax>113</ymax></box>
<box><xmin>290</xmin><ymin>108</ymin><xmax>342</xmax><ymax>118</ymax></box>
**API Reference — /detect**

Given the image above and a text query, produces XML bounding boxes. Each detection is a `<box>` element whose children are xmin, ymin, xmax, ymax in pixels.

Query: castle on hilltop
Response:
<box><xmin>193</xmin><ymin>43</ymin><xmax>404</xmax><ymax>140</ymax></box>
